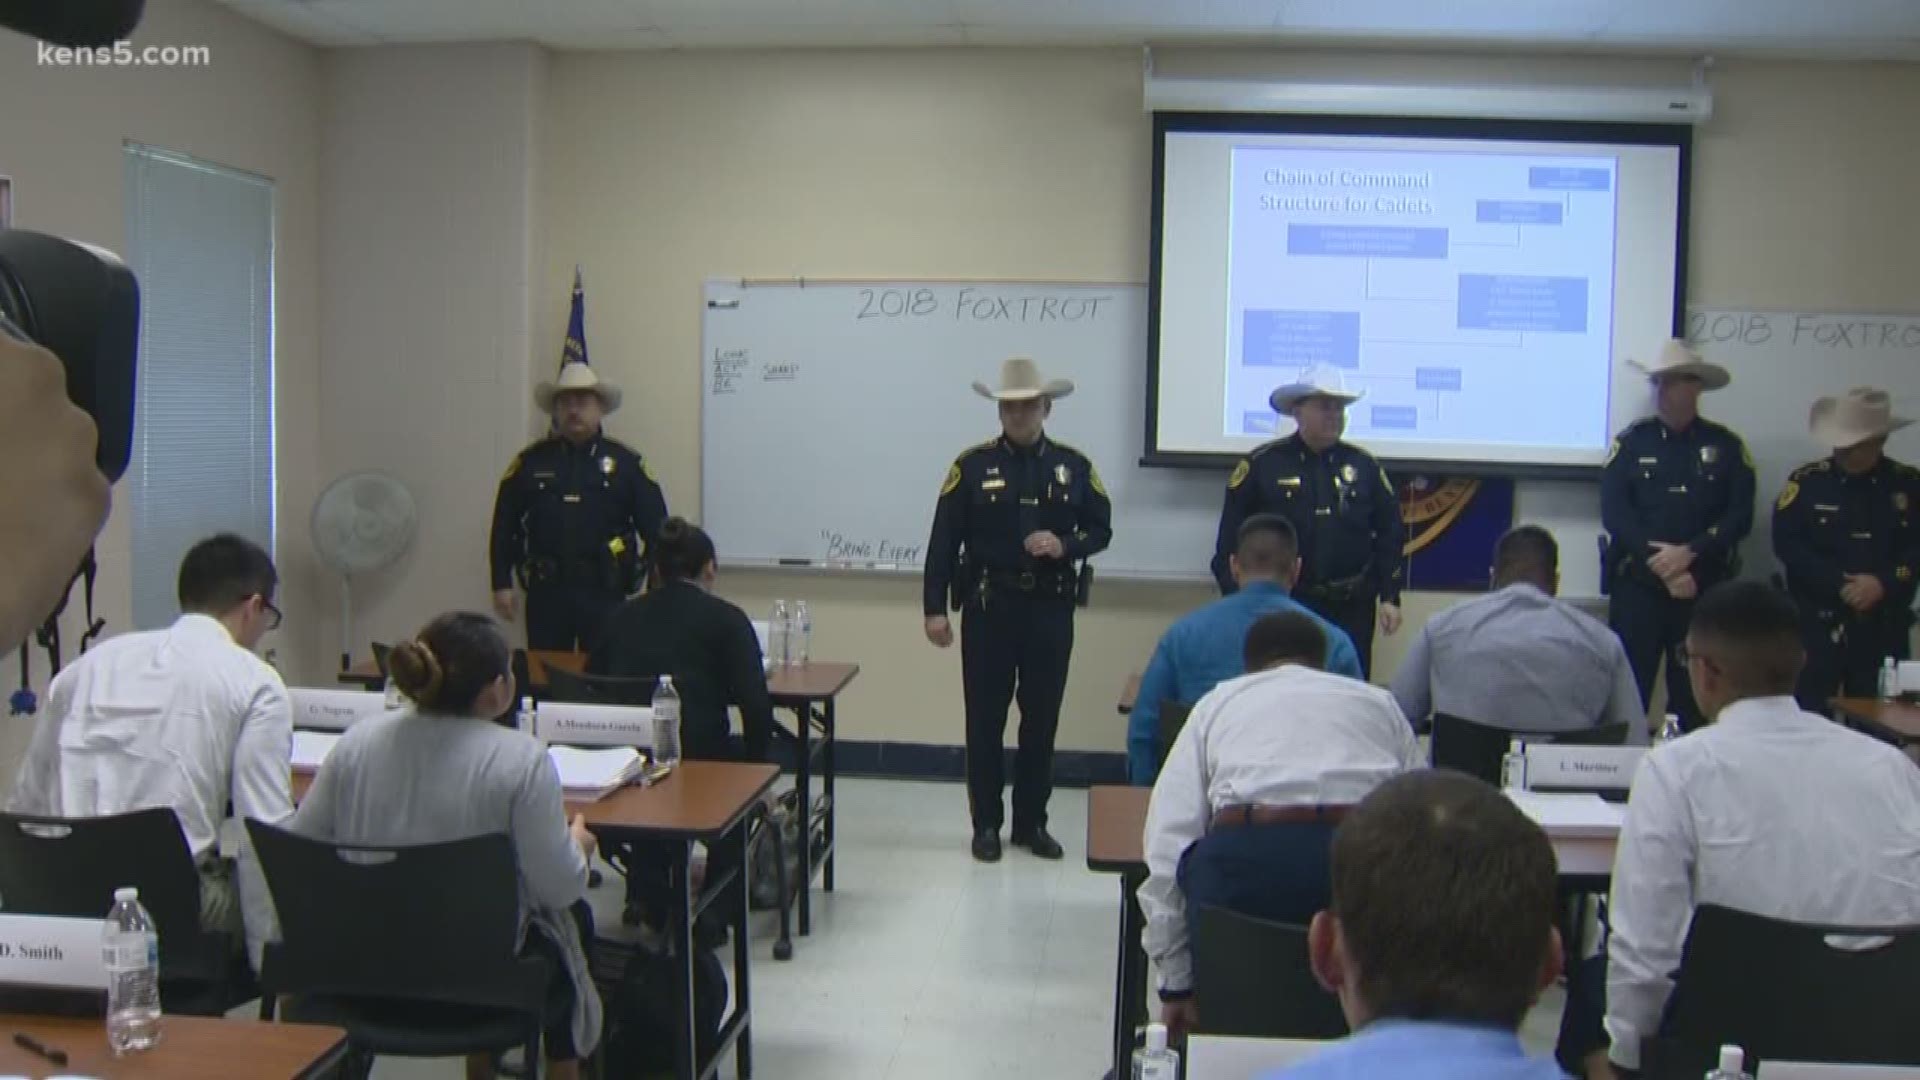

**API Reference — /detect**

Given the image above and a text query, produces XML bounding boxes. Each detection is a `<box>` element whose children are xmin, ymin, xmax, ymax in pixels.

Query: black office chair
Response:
<box><xmin>1193</xmin><ymin>905</ymin><xmax>1348</xmax><ymax>1040</ymax></box>
<box><xmin>370</xmin><ymin>641</ymin><xmax>394</xmax><ymax>678</ymax></box>
<box><xmin>1640</xmin><ymin>904</ymin><xmax>1920</xmax><ymax>1079</ymax></box>
<box><xmin>1430</xmin><ymin>713</ymin><xmax>1632</xmax><ymax>785</ymax></box>
<box><xmin>0</xmin><ymin>808</ymin><xmax>251</xmax><ymax>1015</ymax></box>
<box><xmin>246</xmin><ymin>820</ymin><xmax>552</xmax><ymax>1077</ymax></box>
<box><xmin>1153</xmin><ymin>700</ymin><xmax>1194</xmax><ymax>775</ymax></box>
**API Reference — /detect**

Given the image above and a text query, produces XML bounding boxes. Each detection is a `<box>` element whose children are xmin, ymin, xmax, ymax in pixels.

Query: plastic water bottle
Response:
<box><xmin>793</xmin><ymin>601</ymin><xmax>812</xmax><ymax>667</ymax></box>
<box><xmin>1881</xmin><ymin>657</ymin><xmax>1900</xmax><ymax>700</ymax></box>
<box><xmin>103</xmin><ymin>886</ymin><xmax>161</xmax><ymax>1055</ymax></box>
<box><xmin>516</xmin><ymin>695</ymin><xmax>535</xmax><ymax>735</ymax></box>
<box><xmin>1131</xmin><ymin>1021</ymin><xmax>1179</xmax><ymax>1080</ymax></box>
<box><xmin>769</xmin><ymin>600</ymin><xmax>790</xmax><ymax>669</ymax></box>
<box><xmin>1500</xmin><ymin>737</ymin><xmax>1527</xmax><ymax>790</ymax></box>
<box><xmin>1658</xmin><ymin>713</ymin><xmax>1683</xmax><ymax>744</ymax></box>
<box><xmin>1706</xmin><ymin>1044</ymin><xmax>1753</xmax><ymax>1080</ymax></box>
<box><xmin>652</xmin><ymin>676</ymin><xmax>681</xmax><ymax>769</ymax></box>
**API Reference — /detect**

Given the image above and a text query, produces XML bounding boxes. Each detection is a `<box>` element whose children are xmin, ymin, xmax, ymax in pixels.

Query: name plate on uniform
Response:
<box><xmin>536</xmin><ymin>701</ymin><xmax>655</xmax><ymax>749</ymax></box>
<box><xmin>0</xmin><ymin>914</ymin><xmax>107</xmax><ymax>990</ymax></box>
<box><xmin>1523</xmin><ymin>745</ymin><xmax>1645</xmax><ymax>793</ymax></box>
<box><xmin>290</xmin><ymin>688</ymin><xmax>387</xmax><ymax>732</ymax></box>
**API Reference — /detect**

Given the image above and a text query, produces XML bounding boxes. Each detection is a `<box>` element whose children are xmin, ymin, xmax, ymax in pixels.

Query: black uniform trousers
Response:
<box><xmin>1796</xmin><ymin>608</ymin><xmax>1912</xmax><ymax>713</ymax></box>
<box><xmin>1608</xmin><ymin>575</ymin><xmax>1704</xmax><ymax>731</ymax></box>
<box><xmin>1296</xmin><ymin>588</ymin><xmax>1379</xmax><ymax>679</ymax></box>
<box><xmin>525</xmin><ymin>583</ymin><xmax>623</xmax><ymax>653</ymax></box>
<box><xmin>960</xmin><ymin>588</ymin><xmax>1074</xmax><ymax>833</ymax></box>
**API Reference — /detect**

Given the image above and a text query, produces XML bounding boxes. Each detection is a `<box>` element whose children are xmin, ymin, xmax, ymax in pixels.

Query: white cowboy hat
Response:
<box><xmin>1269</xmin><ymin>366</ymin><xmax>1364</xmax><ymax>416</ymax></box>
<box><xmin>534</xmin><ymin>361</ymin><xmax>622</xmax><ymax>414</ymax></box>
<box><xmin>972</xmin><ymin>356</ymin><xmax>1073</xmax><ymax>402</ymax></box>
<box><xmin>1811</xmin><ymin>387</ymin><xmax>1912</xmax><ymax>450</ymax></box>
<box><xmin>1626</xmin><ymin>339</ymin><xmax>1730</xmax><ymax>391</ymax></box>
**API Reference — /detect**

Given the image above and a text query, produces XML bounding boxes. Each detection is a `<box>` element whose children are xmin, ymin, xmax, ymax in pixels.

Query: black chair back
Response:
<box><xmin>1154</xmin><ymin>700</ymin><xmax>1194</xmax><ymax>773</ymax></box>
<box><xmin>0</xmin><ymin>809</ymin><xmax>224</xmax><ymax>984</ymax></box>
<box><xmin>370</xmin><ymin>641</ymin><xmax>394</xmax><ymax>678</ymax></box>
<box><xmin>1193</xmin><ymin>906</ymin><xmax>1347</xmax><ymax>1040</ymax></box>
<box><xmin>1431</xmin><ymin>713</ymin><xmax>1631</xmax><ymax>784</ymax></box>
<box><xmin>1643</xmin><ymin>904</ymin><xmax>1920</xmax><ymax>1077</ymax></box>
<box><xmin>245</xmin><ymin>819</ymin><xmax>548</xmax><ymax>1016</ymax></box>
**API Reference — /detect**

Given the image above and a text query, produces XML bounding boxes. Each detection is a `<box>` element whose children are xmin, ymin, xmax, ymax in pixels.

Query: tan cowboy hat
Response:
<box><xmin>1627</xmin><ymin>339</ymin><xmax>1729</xmax><ymax>391</ymax></box>
<box><xmin>1811</xmin><ymin>387</ymin><xmax>1912</xmax><ymax>449</ymax></box>
<box><xmin>972</xmin><ymin>356</ymin><xmax>1073</xmax><ymax>402</ymax></box>
<box><xmin>535</xmin><ymin>361</ymin><xmax>622</xmax><ymax>414</ymax></box>
<box><xmin>1270</xmin><ymin>365</ymin><xmax>1364</xmax><ymax>416</ymax></box>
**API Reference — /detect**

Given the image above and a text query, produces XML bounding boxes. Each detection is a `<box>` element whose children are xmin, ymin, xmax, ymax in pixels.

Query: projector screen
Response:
<box><xmin>1148</xmin><ymin>113</ymin><xmax>1690</xmax><ymax>472</ymax></box>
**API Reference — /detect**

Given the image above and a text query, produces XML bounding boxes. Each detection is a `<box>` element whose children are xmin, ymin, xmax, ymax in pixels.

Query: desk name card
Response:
<box><xmin>1524</xmin><ymin>745</ymin><xmax>1645</xmax><ymax>791</ymax></box>
<box><xmin>536</xmin><ymin>702</ymin><xmax>655</xmax><ymax>749</ymax></box>
<box><xmin>0</xmin><ymin>914</ymin><xmax>107</xmax><ymax>990</ymax></box>
<box><xmin>289</xmin><ymin>688</ymin><xmax>387</xmax><ymax>732</ymax></box>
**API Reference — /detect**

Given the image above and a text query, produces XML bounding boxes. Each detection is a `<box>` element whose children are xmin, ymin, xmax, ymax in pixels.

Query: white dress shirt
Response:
<box><xmin>1391</xmin><ymin>582</ymin><xmax>1646</xmax><ymax>740</ymax></box>
<box><xmin>1139</xmin><ymin>663</ymin><xmax>1421</xmax><ymax>993</ymax></box>
<box><xmin>8</xmin><ymin>614</ymin><xmax>295</xmax><ymax>967</ymax></box>
<box><xmin>1605</xmin><ymin>696</ymin><xmax>1920</xmax><ymax>1069</ymax></box>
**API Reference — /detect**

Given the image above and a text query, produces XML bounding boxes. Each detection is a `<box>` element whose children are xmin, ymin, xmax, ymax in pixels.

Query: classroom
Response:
<box><xmin>1</xmin><ymin>0</ymin><xmax>1919</xmax><ymax>1078</ymax></box>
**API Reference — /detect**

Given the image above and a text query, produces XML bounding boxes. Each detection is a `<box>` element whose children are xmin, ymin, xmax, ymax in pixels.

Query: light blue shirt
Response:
<box><xmin>1266</xmin><ymin>1020</ymin><xmax>1570</xmax><ymax>1080</ymax></box>
<box><xmin>1128</xmin><ymin>580</ymin><xmax>1362</xmax><ymax>784</ymax></box>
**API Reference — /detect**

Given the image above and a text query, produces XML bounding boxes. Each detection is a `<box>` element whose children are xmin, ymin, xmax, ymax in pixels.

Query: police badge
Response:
<box><xmin>1699</xmin><ymin>445</ymin><xmax>1719</xmax><ymax>465</ymax></box>
<box><xmin>601</xmin><ymin>456</ymin><xmax>616</xmax><ymax>475</ymax></box>
<box><xmin>1340</xmin><ymin>463</ymin><xmax>1357</xmax><ymax>484</ymax></box>
<box><xmin>1897</xmin><ymin>492</ymin><xmax>1910</xmax><ymax>513</ymax></box>
<box><xmin>1055</xmin><ymin>464</ymin><xmax>1071</xmax><ymax>486</ymax></box>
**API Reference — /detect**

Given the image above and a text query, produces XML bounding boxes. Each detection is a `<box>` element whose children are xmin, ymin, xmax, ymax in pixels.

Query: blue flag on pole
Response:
<box><xmin>561</xmin><ymin>266</ymin><xmax>587</xmax><ymax>371</ymax></box>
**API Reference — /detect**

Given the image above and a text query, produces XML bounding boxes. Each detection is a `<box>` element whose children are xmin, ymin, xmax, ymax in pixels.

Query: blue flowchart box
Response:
<box><xmin>1243</xmin><ymin>410</ymin><xmax>1278</xmax><ymax>435</ymax></box>
<box><xmin>1242</xmin><ymin>310</ymin><xmax>1361</xmax><ymax>369</ymax></box>
<box><xmin>1457</xmin><ymin>274</ymin><xmax>1589</xmax><ymax>333</ymax></box>
<box><xmin>1415</xmin><ymin>367</ymin><xmax>1463</xmax><ymax>391</ymax></box>
<box><xmin>1528</xmin><ymin>167</ymin><xmax>1612</xmax><ymax>192</ymax></box>
<box><xmin>1475</xmin><ymin>200</ymin><xmax>1564</xmax><ymax>225</ymax></box>
<box><xmin>1371</xmin><ymin>405</ymin><xmax>1419</xmax><ymax>429</ymax></box>
<box><xmin>1287</xmin><ymin>224</ymin><xmax>1449</xmax><ymax>259</ymax></box>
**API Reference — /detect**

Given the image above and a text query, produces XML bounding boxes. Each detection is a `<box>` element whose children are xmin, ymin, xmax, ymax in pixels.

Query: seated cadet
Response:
<box><xmin>291</xmin><ymin>613</ymin><xmax>602</xmax><ymax>1077</ymax></box>
<box><xmin>586</xmin><ymin>517</ymin><xmax>772</xmax><ymax>943</ymax></box>
<box><xmin>587</xmin><ymin>516</ymin><xmax>774</xmax><ymax>762</ymax></box>
<box><xmin>1140</xmin><ymin>611</ymin><xmax>1419</xmax><ymax>1039</ymax></box>
<box><xmin>1273</xmin><ymin>770</ymin><xmax>1569</xmax><ymax>1079</ymax></box>
<box><xmin>1391</xmin><ymin>525</ymin><xmax>1646</xmax><ymax>740</ymax></box>
<box><xmin>1128</xmin><ymin>514</ymin><xmax>1363</xmax><ymax>784</ymax></box>
<box><xmin>1558</xmin><ymin>581</ymin><xmax>1920</xmax><ymax>1079</ymax></box>
<box><xmin>9</xmin><ymin>534</ymin><xmax>291</xmax><ymax>969</ymax></box>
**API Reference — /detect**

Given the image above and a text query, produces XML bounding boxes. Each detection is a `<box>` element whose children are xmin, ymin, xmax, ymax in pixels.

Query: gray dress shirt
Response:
<box><xmin>1391</xmin><ymin>583</ymin><xmax>1646</xmax><ymax>741</ymax></box>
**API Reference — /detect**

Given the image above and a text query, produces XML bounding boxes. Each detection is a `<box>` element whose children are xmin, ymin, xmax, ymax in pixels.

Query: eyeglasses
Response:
<box><xmin>259</xmin><ymin>597</ymin><xmax>283</xmax><ymax>632</ymax></box>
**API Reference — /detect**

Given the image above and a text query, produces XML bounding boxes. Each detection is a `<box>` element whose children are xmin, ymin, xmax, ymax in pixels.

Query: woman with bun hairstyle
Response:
<box><xmin>587</xmin><ymin>516</ymin><xmax>774</xmax><ymax>762</ymax></box>
<box><xmin>290</xmin><ymin>612</ymin><xmax>601</xmax><ymax>1076</ymax></box>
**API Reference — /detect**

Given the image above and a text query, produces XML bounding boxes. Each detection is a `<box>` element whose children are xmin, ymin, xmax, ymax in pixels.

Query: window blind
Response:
<box><xmin>123</xmin><ymin>143</ymin><xmax>275</xmax><ymax>629</ymax></box>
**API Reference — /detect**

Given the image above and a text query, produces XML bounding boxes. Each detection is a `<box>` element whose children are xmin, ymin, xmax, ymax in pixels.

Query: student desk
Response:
<box><xmin>1085</xmin><ymin>784</ymin><xmax>1621</xmax><ymax>1078</ymax></box>
<box><xmin>1833</xmin><ymin>697</ymin><xmax>1920</xmax><ymax>747</ymax></box>
<box><xmin>578</xmin><ymin>762</ymin><xmax>777</xmax><ymax>1080</ymax></box>
<box><xmin>0</xmin><ymin>1013</ymin><xmax>346</xmax><ymax>1079</ymax></box>
<box><xmin>766</xmin><ymin>662</ymin><xmax>859</xmax><ymax>937</ymax></box>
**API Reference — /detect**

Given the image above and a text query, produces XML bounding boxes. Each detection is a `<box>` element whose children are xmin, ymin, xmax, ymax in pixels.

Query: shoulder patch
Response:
<box><xmin>1227</xmin><ymin>460</ymin><xmax>1250</xmax><ymax>489</ymax></box>
<box><xmin>1738</xmin><ymin>439</ymin><xmax>1754</xmax><ymax>470</ymax></box>
<box><xmin>501</xmin><ymin>454</ymin><xmax>523</xmax><ymax>483</ymax></box>
<box><xmin>940</xmin><ymin>463</ymin><xmax>961</xmax><ymax>496</ymax></box>
<box><xmin>1776</xmin><ymin>481</ymin><xmax>1800</xmax><ymax>511</ymax></box>
<box><xmin>1604</xmin><ymin>439</ymin><xmax>1622</xmax><ymax>467</ymax></box>
<box><xmin>1088</xmin><ymin>465</ymin><xmax>1107</xmax><ymax>497</ymax></box>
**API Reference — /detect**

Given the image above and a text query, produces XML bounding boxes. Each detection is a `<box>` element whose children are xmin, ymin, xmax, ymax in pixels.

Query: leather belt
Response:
<box><xmin>1210</xmin><ymin>803</ymin><xmax>1350</xmax><ymax>831</ymax></box>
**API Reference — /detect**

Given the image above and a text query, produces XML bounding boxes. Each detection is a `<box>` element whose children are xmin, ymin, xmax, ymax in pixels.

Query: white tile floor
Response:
<box><xmin>365</xmin><ymin>777</ymin><xmax>1570</xmax><ymax>1079</ymax></box>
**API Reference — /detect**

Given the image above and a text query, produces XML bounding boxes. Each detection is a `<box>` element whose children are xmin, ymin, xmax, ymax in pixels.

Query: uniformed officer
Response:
<box><xmin>490</xmin><ymin>362</ymin><xmax>668</xmax><ymax>652</ymax></box>
<box><xmin>1773</xmin><ymin>387</ymin><xmax>1920</xmax><ymax>711</ymax></box>
<box><xmin>1211</xmin><ymin>367</ymin><xmax>1405</xmax><ymax>677</ymax></box>
<box><xmin>924</xmin><ymin>357</ymin><xmax>1113</xmax><ymax>863</ymax></box>
<box><xmin>1600</xmin><ymin>340</ymin><xmax>1754</xmax><ymax>731</ymax></box>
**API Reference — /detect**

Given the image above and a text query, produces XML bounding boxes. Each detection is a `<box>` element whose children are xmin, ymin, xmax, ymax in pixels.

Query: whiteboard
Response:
<box><xmin>698</xmin><ymin>283</ymin><xmax>1920</xmax><ymax>595</ymax></box>
<box><xmin>701</xmin><ymin>279</ymin><xmax>1220</xmax><ymax>580</ymax></box>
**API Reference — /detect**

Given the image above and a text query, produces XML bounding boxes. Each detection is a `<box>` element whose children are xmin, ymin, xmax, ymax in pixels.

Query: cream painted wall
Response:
<box><xmin>539</xmin><ymin>48</ymin><xmax>1920</xmax><ymax>754</ymax></box>
<box><xmin>312</xmin><ymin>44</ymin><xmax>550</xmax><ymax>665</ymax></box>
<box><xmin>0</xmin><ymin>0</ymin><xmax>321</xmax><ymax>772</ymax></box>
